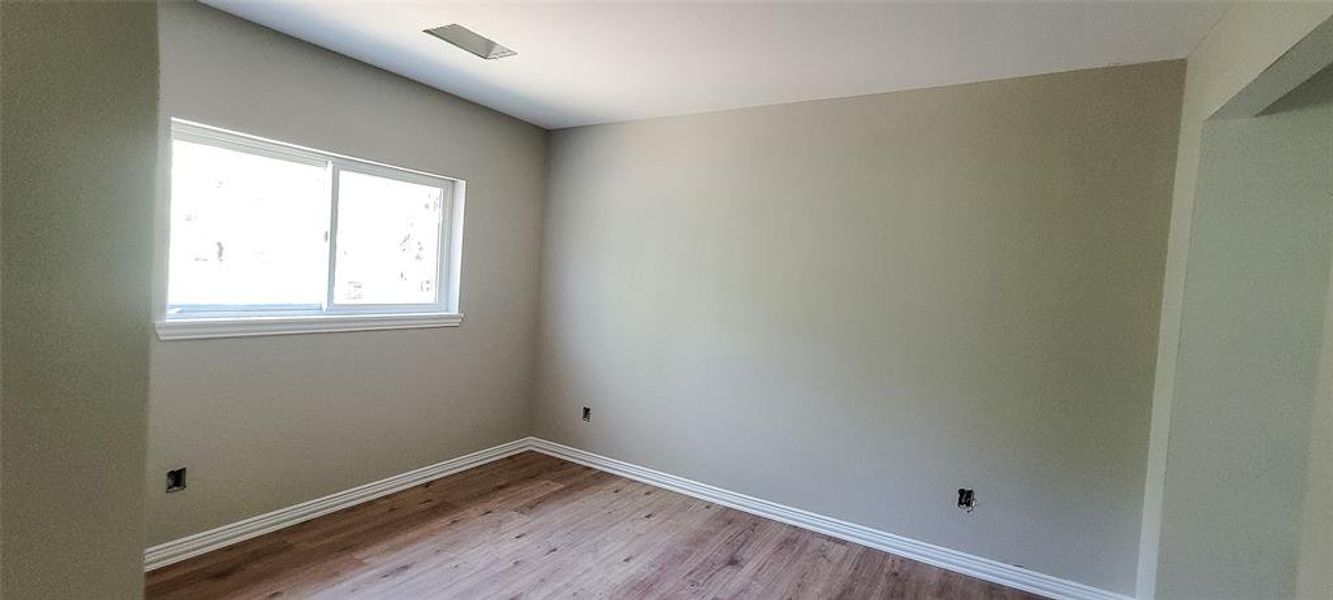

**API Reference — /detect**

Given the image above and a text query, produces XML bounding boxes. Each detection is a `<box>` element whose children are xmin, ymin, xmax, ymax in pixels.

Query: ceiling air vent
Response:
<box><xmin>424</xmin><ymin>24</ymin><xmax>516</xmax><ymax>60</ymax></box>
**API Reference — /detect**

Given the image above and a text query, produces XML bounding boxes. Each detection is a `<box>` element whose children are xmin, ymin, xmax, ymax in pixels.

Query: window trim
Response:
<box><xmin>156</xmin><ymin>119</ymin><xmax>466</xmax><ymax>340</ymax></box>
<box><xmin>155</xmin><ymin>312</ymin><xmax>464</xmax><ymax>341</ymax></box>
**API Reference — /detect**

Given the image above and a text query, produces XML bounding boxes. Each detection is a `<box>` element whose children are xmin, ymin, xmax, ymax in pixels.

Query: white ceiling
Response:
<box><xmin>204</xmin><ymin>1</ymin><xmax>1228</xmax><ymax>130</ymax></box>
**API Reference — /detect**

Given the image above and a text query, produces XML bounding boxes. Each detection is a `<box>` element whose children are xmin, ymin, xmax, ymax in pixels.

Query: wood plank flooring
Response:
<box><xmin>145</xmin><ymin>451</ymin><xmax>1045</xmax><ymax>599</ymax></box>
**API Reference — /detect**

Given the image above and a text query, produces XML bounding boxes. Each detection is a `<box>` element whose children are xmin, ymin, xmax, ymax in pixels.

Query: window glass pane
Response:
<box><xmin>168</xmin><ymin>139</ymin><xmax>330</xmax><ymax>308</ymax></box>
<box><xmin>333</xmin><ymin>170</ymin><xmax>445</xmax><ymax>305</ymax></box>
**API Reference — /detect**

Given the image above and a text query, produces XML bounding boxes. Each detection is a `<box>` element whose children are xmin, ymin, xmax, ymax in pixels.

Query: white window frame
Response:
<box><xmin>155</xmin><ymin>119</ymin><xmax>465</xmax><ymax>341</ymax></box>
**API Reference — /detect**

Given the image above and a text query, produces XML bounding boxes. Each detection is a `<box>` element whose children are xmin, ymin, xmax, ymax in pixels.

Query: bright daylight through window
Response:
<box><xmin>158</xmin><ymin>120</ymin><xmax>463</xmax><ymax>340</ymax></box>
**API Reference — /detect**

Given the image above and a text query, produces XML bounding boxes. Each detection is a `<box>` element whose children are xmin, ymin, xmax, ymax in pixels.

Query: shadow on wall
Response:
<box><xmin>1263</xmin><ymin>63</ymin><xmax>1333</xmax><ymax>115</ymax></box>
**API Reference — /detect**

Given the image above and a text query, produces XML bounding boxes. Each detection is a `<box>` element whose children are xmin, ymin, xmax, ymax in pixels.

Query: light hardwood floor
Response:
<box><xmin>146</xmin><ymin>451</ymin><xmax>1045</xmax><ymax>599</ymax></box>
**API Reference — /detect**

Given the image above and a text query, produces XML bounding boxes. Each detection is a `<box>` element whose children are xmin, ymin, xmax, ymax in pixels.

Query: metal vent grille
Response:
<box><xmin>424</xmin><ymin>24</ymin><xmax>516</xmax><ymax>60</ymax></box>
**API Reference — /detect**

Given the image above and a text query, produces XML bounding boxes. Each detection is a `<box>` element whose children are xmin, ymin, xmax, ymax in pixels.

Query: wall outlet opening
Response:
<box><xmin>167</xmin><ymin>467</ymin><xmax>188</xmax><ymax>493</ymax></box>
<box><xmin>582</xmin><ymin>406</ymin><xmax>592</xmax><ymax>422</ymax></box>
<box><xmin>957</xmin><ymin>488</ymin><xmax>976</xmax><ymax>512</ymax></box>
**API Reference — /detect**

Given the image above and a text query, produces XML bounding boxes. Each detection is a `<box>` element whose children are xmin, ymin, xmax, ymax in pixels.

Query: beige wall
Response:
<box><xmin>1137</xmin><ymin>5</ymin><xmax>1333</xmax><ymax>598</ymax></box>
<box><xmin>534</xmin><ymin>61</ymin><xmax>1184</xmax><ymax>594</ymax></box>
<box><xmin>1</xmin><ymin>3</ymin><xmax>158</xmax><ymax>598</ymax></box>
<box><xmin>145</xmin><ymin>3</ymin><xmax>547</xmax><ymax>546</ymax></box>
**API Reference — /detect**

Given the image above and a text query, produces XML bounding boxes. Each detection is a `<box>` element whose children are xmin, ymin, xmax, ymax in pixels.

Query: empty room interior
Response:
<box><xmin>4</xmin><ymin>2</ymin><xmax>1333</xmax><ymax>599</ymax></box>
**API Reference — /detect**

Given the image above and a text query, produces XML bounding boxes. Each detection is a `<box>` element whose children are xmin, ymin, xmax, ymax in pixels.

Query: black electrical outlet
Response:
<box><xmin>957</xmin><ymin>488</ymin><xmax>976</xmax><ymax>512</ymax></box>
<box><xmin>167</xmin><ymin>467</ymin><xmax>187</xmax><ymax>493</ymax></box>
<box><xmin>582</xmin><ymin>406</ymin><xmax>592</xmax><ymax>422</ymax></box>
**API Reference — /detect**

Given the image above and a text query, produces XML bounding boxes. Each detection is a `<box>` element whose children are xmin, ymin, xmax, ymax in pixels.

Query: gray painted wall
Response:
<box><xmin>1</xmin><ymin>0</ymin><xmax>6</xmax><ymax>576</ymax></box>
<box><xmin>1276</xmin><ymin>58</ymin><xmax>1333</xmax><ymax>600</ymax></box>
<box><xmin>1134</xmin><ymin>7</ymin><xmax>1333</xmax><ymax>597</ymax></box>
<box><xmin>534</xmin><ymin>61</ymin><xmax>1185</xmax><ymax>594</ymax></box>
<box><xmin>2</xmin><ymin>3</ymin><xmax>158</xmax><ymax>597</ymax></box>
<box><xmin>146</xmin><ymin>3</ymin><xmax>547</xmax><ymax>545</ymax></box>
<box><xmin>1156</xmin><ymin>67</ymin><xmax>1333</xmax><ymax>600</ymax></box>
<box><xmin>1300</xmin><ymin>217</ymin><xmax>1333</xmax><ymax>600</ymax></box>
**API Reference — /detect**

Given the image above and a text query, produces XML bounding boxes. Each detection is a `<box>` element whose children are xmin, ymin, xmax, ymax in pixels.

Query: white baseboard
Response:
<box><xmin>145</xmin><ymin>436</ymin><xmax>1131</xmax><ymax>600</ymax></box>
<box><xmin>143</xmin><ymin>438</ymin><xmax>532</xmax><ymax>571</ymax></box>
<box><xmin>528</xmin><ymin>438</ymin><xmax>1131</xmax><ymax>600</ymax></box>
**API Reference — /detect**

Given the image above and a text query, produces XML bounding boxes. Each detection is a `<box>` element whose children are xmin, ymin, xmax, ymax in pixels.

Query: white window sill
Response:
<box><xmin>155</xmin><ymin>312</ymin><xmax>463</xmax><ymax>341</ymax></box>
